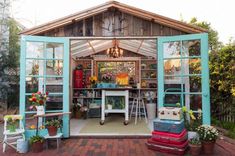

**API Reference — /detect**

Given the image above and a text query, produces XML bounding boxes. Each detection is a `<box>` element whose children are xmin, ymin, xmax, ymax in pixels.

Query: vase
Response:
<box><xmin>36</xmin><ymin>106</ymin><xmax>45</xmax><ymax>127</ymax></box>
<box><xmin>202</xmin><ymin>141</ymin><xmax>215</xmax><ymax>154</ymax></box>
<box><xmin>189</xmin><ymin>143</ymin><xmax>201</xmax><ymax>156</ymax></box>
<box><xmin>146</xmin><ymin>103</ymin><xmax>156</xmax><ymax>120</ymax></box>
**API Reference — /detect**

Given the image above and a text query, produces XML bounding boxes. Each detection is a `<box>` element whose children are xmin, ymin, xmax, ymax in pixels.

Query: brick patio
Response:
<box><xmin>1</xmin><ymin>137</ymin><xmax>235</xmax><ymax>156</ymax></box>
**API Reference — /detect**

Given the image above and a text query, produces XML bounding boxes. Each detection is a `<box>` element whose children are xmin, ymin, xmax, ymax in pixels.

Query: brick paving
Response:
<box><xmin>0</xmin><ymin>137</ymin><xmax>235</xmax><ymax>156</ymax></box>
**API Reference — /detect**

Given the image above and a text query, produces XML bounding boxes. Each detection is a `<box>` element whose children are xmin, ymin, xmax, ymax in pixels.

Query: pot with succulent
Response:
<box><xmin>29</xmin><ymin>135</ymin><xmax>44</xmax><ymax>153</ymax></box>
<box><xmin>28</xmin><ymin>91</ymin><xmax>49</xmax><ymax>127</ymax></box>
<box><xmin>189</xmin><ymin>137</ymin><xmax>201</xmax><ymax>156</ymax></box>
<box><xmin>45</xmin><ymin>119</ymin><xmax>61</xmax><ymax>136</ymax></box>
<box><xmin>196</xmin><ymin>125</ymin><xmax>219</xmax><ymax>154</ymax></box>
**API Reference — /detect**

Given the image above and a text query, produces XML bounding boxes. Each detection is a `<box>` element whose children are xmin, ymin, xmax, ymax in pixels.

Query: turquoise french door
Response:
<box><xmin>157</xmin><ymin>33</ymin><xmax>210</xmax><ymax>124</ymax></box>
<box><xmin>20</xmin><ymin>36</ymin><xmax>70</xmax><ymax>137</ymax></box>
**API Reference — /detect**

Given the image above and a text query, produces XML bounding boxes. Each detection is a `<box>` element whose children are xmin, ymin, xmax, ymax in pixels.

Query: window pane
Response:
<box><xmin>182</xmin><ymin>40</ymin><xmax>200</xmax><ymax>56</ymax></box>
<box><xmin>163</xmin><ymin>41</ymin><xmax>180</xmax><ymax>58</ymax></box>
<box><xmin>46</xmin><ymin>43</ymin><xmax>63</xmax><ymax>59</ymax></box>
<box><xmin>46</xmin><ymin>77</ymin><xmax>63</xmax><ymax>84</ymax></box>
<box><xmin>164</xmin><ymin>76</ymin><xmax>181</xmax><ymax>85</ymax></box>
<box><xmin>182</xmin><ymin>76</ymin><xmax>202</xmax><ymax>93</ymax></box>
<box><xmin>25</xmin><ymin>113</ymin><xmax>37</xmax><ymax>130</ymax></box>
<box><xmin>189</xmin><ymin>94</ymin><xmax>202</xmax><ymax>111</ymax></box>
<box><xmin>182</xmin><ymin>58</ymin><xmax>201</xmax><ymax>74</ymax></box>
<box><xmin>46</xmin><ymin>60</ymin><xmax>63</xmax><ymax>76</ymax></box>
<box><xmin>164</xmin><ymin>59</ymin><xmax>181</xmax><ymax>76</ymax></box>
<box><xmin>46</xmin><ymin>95</ymin><xmax>63</xmax><ymax>110</ymax></box>
<box><xmin>26</xmin><ymin>77</ymin><xmax>44</xmax><ymax>93</ymax></box>
<box><xmin>164</xmin><ymin>94</ymin><xmax>183</xmax><ymax>106</ymax></box>
<box><xmin>46</xmin><ymin>85</ymin><xmax>63</xmax><ymax>93</ymax></box>
<box><xmin>164</xmin><ymin>84</ymin><xmax>182</xmax><ymax>92</ymax></box>
<box><xmin>26</xmin><ymin>59</ymin><xmax>44</xmax><ymax>76</ymax></box>
<box><xmin>26</xmin><ymin>42</ymin><xmax>43</xmax><ymax>58</ymax></box>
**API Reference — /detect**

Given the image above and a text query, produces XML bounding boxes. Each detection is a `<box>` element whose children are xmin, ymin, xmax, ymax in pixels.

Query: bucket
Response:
<box><xmin>146</xmin><ymin>103</ymin><xmax>156</xmax><ymax>120</ymax></box>
<box><xmin>17</xmin><ymin>139</ymin><xmax>28</xmax><ymax>153</ymax></box>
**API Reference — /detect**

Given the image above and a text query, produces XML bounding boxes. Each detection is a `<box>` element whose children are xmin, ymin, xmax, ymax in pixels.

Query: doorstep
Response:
<box><xmin>70</xmin><ymin>133</ymin><xmax>152</xmax><ymax>139</ymax></box>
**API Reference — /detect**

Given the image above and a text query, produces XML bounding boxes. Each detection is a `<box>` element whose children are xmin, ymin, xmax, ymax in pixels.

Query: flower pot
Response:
<box><xmin>146</xmin><ymin>103</ymin><xmax>156</xmax><ymax>120</ymax></box>
<box><xmin>47</xmin><ymin>126</ymin><xmax>58</xmax><ymax>136</ymax></box>
<box><xmin>189</xmin><ymin>144</ymin><xmax>201</xmax><ymax>156</ymax></box>
<box><xmin>31</xmin><ymin>141</ymin><xmax>44</xmax><ymax>153</ymax></box>
<box><xmin>202</xmin><ymin>141</ymin><xmax>215</xmax><ymax>154</ymax></box>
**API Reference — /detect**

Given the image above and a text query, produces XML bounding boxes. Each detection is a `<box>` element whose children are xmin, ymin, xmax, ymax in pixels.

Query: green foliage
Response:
<box><xmin>45</xmin><ymin>119</ymin><xmax>61</xmax><ymax>128</ymax></box>
<box><xmin>209</xmin><ymin>44</ymin><xmax>235</xmax><ymax>119</ymax></box>
<box><xmin>189</xmin><ymin>137</ymin><xmax>201</xmax><ymax>145</ymax></box>
<box><xmin>29</xmin><ymin>135</ymin><xmax>44</xmax><ymax>144</ymax></box>
<box><xmin>189</xmin><ymin>17</ymin><xmax>222</xmax><ymax>51</ymax></box>
<box><xmin>196</xmin><ymin>125</ymin><xmax>219</xmax><ymax>142</ymax></box>
<box><xmin>212</xmin><ymin>117</ymin><xmax>235</xmax><ymax>139</ymax></box>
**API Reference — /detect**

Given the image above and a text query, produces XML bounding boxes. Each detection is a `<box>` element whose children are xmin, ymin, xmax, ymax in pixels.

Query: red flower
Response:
<box><xmin>37</xmin><ymin>91</ymin><xmax>41</xmax><ymax>94</ymax></box>
<box><xmin>46</xmin><ymin>92</ymin><xmax>49</xmax><ymax>95</ymax></box>
<box><xmin>32</xmin><ymin>97</ymin><xmax>37</xmax><ymax>102</ymax></box>
<box><xmin>39</xmin><ymin>100</ymin><xmax>44</xmax><ymax>105</ymax></box>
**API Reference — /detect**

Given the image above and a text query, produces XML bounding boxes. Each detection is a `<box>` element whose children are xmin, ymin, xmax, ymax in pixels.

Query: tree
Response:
<box><xmin>189</xmin><ymin>17</ymin><xmax>221</xmax><ymax>52</ymax></box>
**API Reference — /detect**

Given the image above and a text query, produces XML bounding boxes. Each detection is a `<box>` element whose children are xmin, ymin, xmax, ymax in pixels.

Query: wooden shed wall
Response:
<box><xmin>38</xmin><ymin>10</ymin><xmax>187</xmax><ymax>37</ymax></box>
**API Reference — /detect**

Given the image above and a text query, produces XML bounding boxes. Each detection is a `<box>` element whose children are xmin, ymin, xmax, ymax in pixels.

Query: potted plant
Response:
<box><xmin>145</xmin><ymin>91</ymin><xmax>156</xmax><ymax>120</ymax></box>
<box><xmin>4</xmin><ymin>115</ymin><xmax>22</xmax><ymax>132</ymax></box>
<box><xmin>45</xmin><ymin>119</ymin><xmax>61</xmax><ymax>136</ymax></box>
<box><xmin>29</xmin><ymin>135</ymin><xmax>44</xmax><ymax>153</ymax></box>
<box><xmin>196</xmin><ymin>125</ymin><xmax>219</xmax><ymax>154</ymax></box>
<box><xmin>189</xmin><ymin>137</ymin><xmax>201</xmax><ymax>156</ymax></box>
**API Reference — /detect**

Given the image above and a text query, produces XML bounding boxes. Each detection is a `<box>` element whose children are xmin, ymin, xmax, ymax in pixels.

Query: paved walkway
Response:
<box><xmin>0</xmin><ymin>137</ymin><xmax>235</xmax><ymax>156</ymax></box>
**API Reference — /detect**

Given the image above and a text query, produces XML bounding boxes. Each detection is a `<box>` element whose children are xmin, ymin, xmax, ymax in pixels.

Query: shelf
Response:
<box><xmin>141</xmin><ymin>78</ymin><xmax>157</xmax><ymax>80</ymax></box>
<box><xmin>141</xmin><ymin>69</ymin><xmax>157</xmax><ymax>71</ymax></box>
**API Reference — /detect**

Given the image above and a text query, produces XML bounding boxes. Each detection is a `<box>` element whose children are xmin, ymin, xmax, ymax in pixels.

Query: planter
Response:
<box><xmin>17</xmin><ymin>139</ymin><xmax>28</xmax><ymax>153</ymax></box>
<box><xmin>146</xmin><ymin>103</ymin><xmax>156</xmax><ymax>120</ymax></box>
<box><xmin>36</xmin><ymin>106</ymin><xmax>45</xmax><ymax>127</ymax></box>
<box><xmin>202</xmin><ymin>141</ymin><xmax>215</xmax><ymax>154</ymax></box>
<box><xmin>31</xmin><ymin>141</ymin><xmax>44</xmax><ymax>153</ymax></box>
<box><xmin>47</xmin><ymin>126</ymin><xmax>58</xmax><ymax>136</ymax></box>
<box><xmin>188</xmin><ymin>131</ymin><xmax>199</xmax><ymax>140</ymax></box>
<box><xmin>189</xmin><ymin>144</ymin><xmax>201</xmax><ymax>156</ymax></box>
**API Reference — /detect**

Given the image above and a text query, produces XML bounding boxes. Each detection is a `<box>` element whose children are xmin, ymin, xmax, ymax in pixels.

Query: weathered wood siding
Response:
<box><xmin>40</xmin><ymin>10</ymin><xmax>187</xmax><ymax>37</ymax></box>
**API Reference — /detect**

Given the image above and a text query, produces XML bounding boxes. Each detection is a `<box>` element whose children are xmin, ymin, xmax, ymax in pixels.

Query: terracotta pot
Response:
<box><xmin>47</xmin><ymin>126</ymin><xmax>58</xmax><ymax>136</ymax></box>
<box><xmin>31</xmin><ymin>141</ymin><xmax>44</xmax><ymax>153</ymax></box>
<box><xmin>189</xmin><ymin>144</ymin><xmax>201</xmax><ymax>156</ymax></box>
<box><xmin>202</xmin><ymin>141</ymin><xmax>215</xmax><ymax>154</ymax></box>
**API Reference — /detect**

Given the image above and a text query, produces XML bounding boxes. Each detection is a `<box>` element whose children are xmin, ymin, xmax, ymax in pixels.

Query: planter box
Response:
<box><xmin>97</xmin><ymin>83</ymin><xmax>116</xmax><ymax>88</ymax></box>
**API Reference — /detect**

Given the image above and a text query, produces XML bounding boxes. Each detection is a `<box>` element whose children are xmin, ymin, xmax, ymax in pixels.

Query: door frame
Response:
<box><xmin>20</xmin><ymin>35</ymin><xmax>70</xmax><ymax>137</ymax></box>
<box><xmin>157</xmin><ymin>33</ymin><xmax>210</xmax><ymax>124</ymax></box>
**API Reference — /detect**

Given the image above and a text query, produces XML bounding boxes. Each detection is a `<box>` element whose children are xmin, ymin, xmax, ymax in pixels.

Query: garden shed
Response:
<box><xmin>20</xmin><ymin>1</ymin><xmax>210</xmax><ymax>138</ymax></box>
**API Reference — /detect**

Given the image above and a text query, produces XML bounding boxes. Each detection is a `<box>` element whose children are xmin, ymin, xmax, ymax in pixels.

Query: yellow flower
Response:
<box><xmin>182</xmin><ymin>106</ymin><xmax>187</xmax><ymax>113</ymax></box>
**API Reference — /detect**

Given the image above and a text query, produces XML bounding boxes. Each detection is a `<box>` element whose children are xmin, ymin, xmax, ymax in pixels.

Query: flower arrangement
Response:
<box><xmin>145</xmin><ymin>91</ymin><xmax>155</xmax><ymax>103</ymax></box>
<box><xmin>102</xmin><ymin>72</ymin><xmax>113</xmax><ymax>83</ymax></box>
<box><xmin>196</xmin><ymin>125</ymin><xmax>219</xmax><ymax>142</ymax></box>
<box><xmin>89</xmin><ymin>76</ymin><xmax>97</xmax><ymax>84</ymax></box>
<box><xmin>28</xmin><ymin>91</ymin><xmax>48</xmax><ymax>109</ymax></box>
<box><xmin>176</xmin><ymin>103</ymin><xmax>202</xmax><ymax>131</ymax></box>
<box><xmin>4</xmin><ymin>115</ymin><xmax>22</xmax><ymax>132</ymax></box>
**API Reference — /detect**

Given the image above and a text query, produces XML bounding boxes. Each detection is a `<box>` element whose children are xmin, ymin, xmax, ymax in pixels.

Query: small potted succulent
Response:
<box><xmin>189</xmin><ymin>137</ymin><xmax>201</xmax><ymax>156</ymax></box>
<box><xmin>45</xmin><ymin>119</ymin><xmax>61</xmax><ymax>136</ymax></box>
<box><xmin>29</xmin><ymin>135</ymin><xmax>44</xmax><ymax>153</ymax></box>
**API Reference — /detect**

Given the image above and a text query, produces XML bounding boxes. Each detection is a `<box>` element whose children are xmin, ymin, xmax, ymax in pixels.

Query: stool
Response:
<box><xmin>44</xmin><ymin>133</ymin><xmax>62</xmax><ymax>150</ymax></box>
<box><xmin>130</xmin><ymin>97</ymin><xmax>147</xmax><ymax>124</ymax></box>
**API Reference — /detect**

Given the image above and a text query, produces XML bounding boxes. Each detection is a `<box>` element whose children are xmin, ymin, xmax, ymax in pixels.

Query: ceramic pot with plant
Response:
<box><xmin>45</xmin><ymin>119</ymin><xmax>61</xmax><ymax>136</ymax></box>
<box><xmin>29</xmin><ymin>135</ymin><xmax>44</xmax><ymax>153</ymax></box>
<box><xmin>189</xmin><ymin>137</ymin><xmax>201</xmax><ymax>156</ymax></box>
<box><xmin>196</xmin><ymin>125</ymin><xmax>219</xmax><ymax>154</ymax></box>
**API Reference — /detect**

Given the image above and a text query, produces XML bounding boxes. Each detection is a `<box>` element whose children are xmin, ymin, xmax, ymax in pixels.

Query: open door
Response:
<box><xmin>157</xmin><ymin>33</ymin><xmax>210</xmax><ymax>124</ymax></box>
<box><xmin>20</xmin><ymin>36</ymin><xmax>70</xmax><ymax>137</ymax></box>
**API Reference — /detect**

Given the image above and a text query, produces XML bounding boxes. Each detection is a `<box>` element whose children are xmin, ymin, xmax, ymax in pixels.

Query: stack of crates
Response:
<box><xmin>146</xmin><ymin>107</ymin><xmax>188</xmax><ymax>155</ymax></box>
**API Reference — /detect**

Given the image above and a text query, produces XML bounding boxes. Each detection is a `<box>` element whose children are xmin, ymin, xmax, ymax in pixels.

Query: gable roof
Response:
<box><xmin>20</xmin><ymin>1</ymin><xmax>206</xmax><ymax>35</ymax></box>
